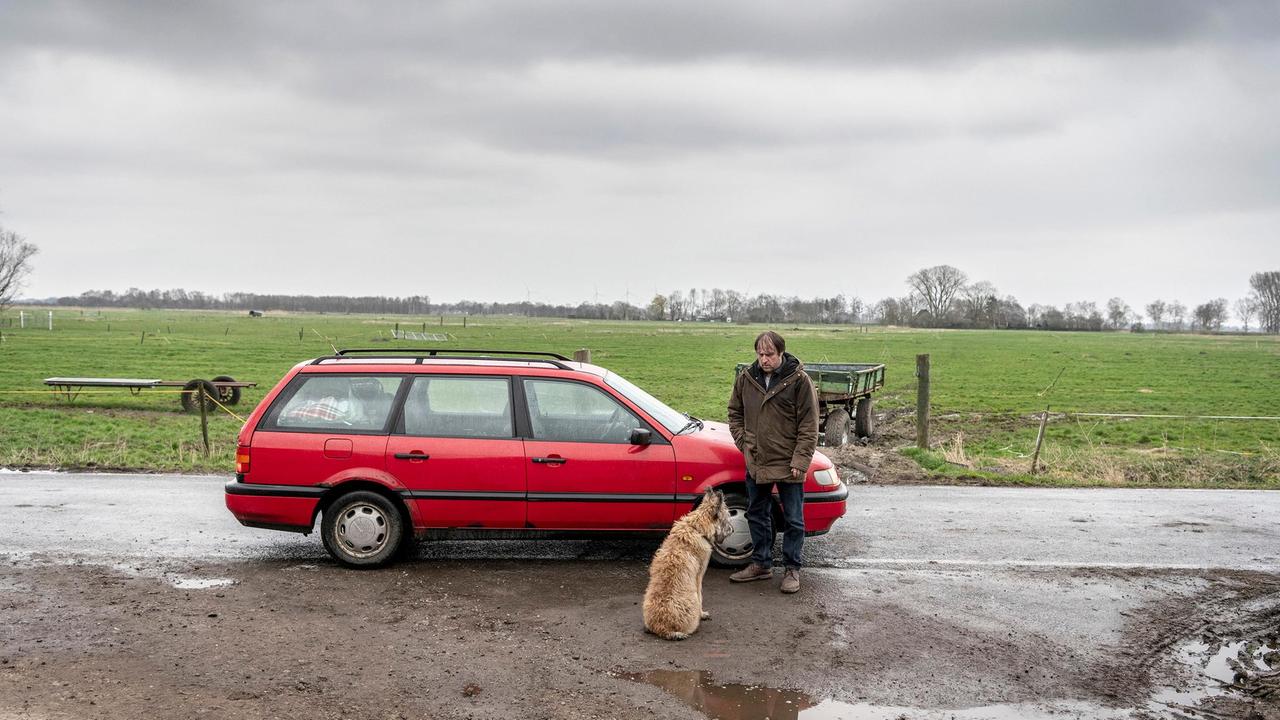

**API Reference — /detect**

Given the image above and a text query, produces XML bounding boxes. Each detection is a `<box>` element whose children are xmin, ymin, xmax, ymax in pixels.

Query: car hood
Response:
<box><xmin>684</xmin><ymin>420</ymin><xmax>832</xmax><ymax>471</ymax></box>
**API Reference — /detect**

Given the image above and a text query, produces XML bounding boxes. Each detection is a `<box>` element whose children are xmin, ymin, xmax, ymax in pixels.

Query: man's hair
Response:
<box><xmin>754</xmin><ymin>331</ymin><xmax>786</xmax><ymax>354</ymax></box>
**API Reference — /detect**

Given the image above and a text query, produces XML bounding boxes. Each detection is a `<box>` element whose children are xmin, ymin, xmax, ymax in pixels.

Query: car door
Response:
<box><xmin>385</xmin><ymin>374</ymin><xmax>526</xmax><ymax>529</ymax></box>
<box><xmin>250</xmin><ymin>373</ymin><xmax>402</xmax><ymax>489</ymax></box>
<box><xmin>520</xmin><ymin>377</ymin><xmax>676</xmax><ymax>530</ymax></box>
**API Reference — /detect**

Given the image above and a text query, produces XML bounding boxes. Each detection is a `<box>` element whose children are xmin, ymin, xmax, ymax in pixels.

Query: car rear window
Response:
<box><xmin>400</xmin><ymin>376</ymin><xmax>513</xmax><ymax>439</ymax></box>
<box><xmin>264</xmin><ymin>375</ymin><xmax>403</xmax><ymax>432</ymax></box>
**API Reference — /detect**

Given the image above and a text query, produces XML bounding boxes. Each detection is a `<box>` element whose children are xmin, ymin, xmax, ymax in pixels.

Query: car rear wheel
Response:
<box><xmin>321</xmin><ymin>491</ymin><xmax>404</xmax><ymax>568</ymax></box>
<box><xmin>711</xmin><ymin>491</ymin><xmax>754</xmax><ymax>568</ymax></box>
<box><xmin>822</xmin><ymin>408</ymin><xmax>851</xmax><ymax>447</ymax></box>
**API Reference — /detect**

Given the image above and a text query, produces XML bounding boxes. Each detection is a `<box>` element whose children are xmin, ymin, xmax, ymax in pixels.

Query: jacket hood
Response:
<box><xmin>748</xmin><ymin>352</ymin><xmax>802</xmax><ymax>388</ymax></box>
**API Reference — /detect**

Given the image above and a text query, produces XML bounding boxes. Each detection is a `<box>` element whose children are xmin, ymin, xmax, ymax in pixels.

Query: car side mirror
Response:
<box><xmin>629</xmin><ymin>428</ymin><xmax>652</xmax><ymax>446</ymax></box>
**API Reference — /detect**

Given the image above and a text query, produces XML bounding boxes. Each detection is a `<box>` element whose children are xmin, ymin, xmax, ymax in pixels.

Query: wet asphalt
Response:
<box><xmin>2</xmin><ymin>471</ymin><xmax>1277</xmax><ymax>572</ymax></box>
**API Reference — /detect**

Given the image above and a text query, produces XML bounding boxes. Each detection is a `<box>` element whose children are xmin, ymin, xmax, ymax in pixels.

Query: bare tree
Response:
<box><xmin>0</xmin><ymin>226</ymin><xmax>38</xmax><ymax>312</ymax></box>
<box><xmin>1192</xmin><ymin>298</ymin><xmax>1228</xmax><ymax>332</ymax></box>
<box><xmin>906</xmin><ymin>265</ymin><xmax>968</xmax><ymax>327</ymax></box>
<box><xmin>960</xmin><ymin>281</ymin><xmax>999</xmax><ymax>328</ymax></box>
<box><xmin>1105</xmin><ymin>297</ymin><xmax>1133</xmax><ymax>330</ymax></box>
<box><xmin>1145</xmin><ymin>300</ymin><xmax>1166</xmax><ymax>330</ymax></box>
<box><xmin>1250</xmin><ymin>271</ymin><xmax>1280</xmax><ymax>333</ymax></box>
<box><xmin>1233</xmin><ymin>296</ymin><xmax>1258</xmax><ymax>332</ymax></box>
<box><xmin>1169</xmin><ymin>301</ymin><xmax>1187</xmax><ymax>332</ymax></box>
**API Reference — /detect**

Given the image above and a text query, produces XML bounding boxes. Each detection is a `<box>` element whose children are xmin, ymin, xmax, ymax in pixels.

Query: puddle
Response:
<box><xmin>169</xmin><ymin>576</ymin><xmax>236</xmax><ymax>590</ymax></box>
<box><xmin>614</xmin><ymin>669</ymin><xmax>1135</xmax><ymax>719</ymax></box>
<box><xmin>1149</xmin><ymin>637</ymin><xmax>1280</xmax><ymax>712</ymax></box>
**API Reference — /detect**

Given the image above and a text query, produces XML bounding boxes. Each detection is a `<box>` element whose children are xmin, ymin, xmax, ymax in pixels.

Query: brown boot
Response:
<box><xmin>729</xmin><ymin>563</ymin><xmax>772</xmax><ymax>583</ymax></box>
<box><xmin>780</xmin><ymin>568</ymin><xmax>800</xmax><ymax>594</ymax></box>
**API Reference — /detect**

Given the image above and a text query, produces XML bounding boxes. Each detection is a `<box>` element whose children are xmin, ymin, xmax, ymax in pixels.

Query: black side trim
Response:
<box><xmin>677</xmin><ymin>487</ymin><xmax>848</xmax><ymax>503</ymax></box>
<box><xmin>526</xmin><ymin>493</ymin><xmax>675</xmax><ymax>503</ymax></box>
<box><xmin>401</xmin><ymin>490</ymin><xmax>524</xmax><ymax>501</ymax></box>
<box><xmin>399</xmin><ymin>490</ymin><xmax>679</xmax><ymax>503</ymax></box>
<box><xmin>805</xmin><ymin>487</ymin><xmax>849</xmax><ymax>503</ymax></box>
<box><xmin>237</xmin><ymin>519</ymin><xmax>313</xmax><ymax>534</ymax></box>
<box><xmin>224</xmin><ymin>481</ymin><xmax>327</xmax><ymax>498</ymax></box>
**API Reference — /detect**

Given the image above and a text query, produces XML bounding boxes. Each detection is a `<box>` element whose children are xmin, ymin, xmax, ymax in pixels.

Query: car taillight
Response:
<box><xmin>236</xmin><ymin>446</ymin><xmax>251</xmax><ymax>474</ymax></box>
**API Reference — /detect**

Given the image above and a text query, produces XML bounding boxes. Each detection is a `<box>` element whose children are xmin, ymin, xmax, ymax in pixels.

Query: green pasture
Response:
<box><xmin>0</xmin><ymin>307</ymin><xmax>1277</xmax><ymax>486</ymax></box>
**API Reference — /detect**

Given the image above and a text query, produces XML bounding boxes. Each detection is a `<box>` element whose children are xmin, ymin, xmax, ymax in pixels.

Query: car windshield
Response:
<box><xmin>603</xmin><ymin>371</ymin><xmax>688</xmax><ymax>434</ymax></box>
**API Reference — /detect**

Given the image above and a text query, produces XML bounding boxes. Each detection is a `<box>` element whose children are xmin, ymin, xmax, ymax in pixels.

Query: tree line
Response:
<box><xmin>6</xmin><ymin>234</ymin><xmax>1276</xmax><ymax>333</ymax></box>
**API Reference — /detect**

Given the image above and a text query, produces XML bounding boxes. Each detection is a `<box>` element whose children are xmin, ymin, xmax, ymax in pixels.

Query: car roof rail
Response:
<box><xmin>315</xmin><ymin>348</ymin><xmax>576</xmax><ymax>369</ymax></box>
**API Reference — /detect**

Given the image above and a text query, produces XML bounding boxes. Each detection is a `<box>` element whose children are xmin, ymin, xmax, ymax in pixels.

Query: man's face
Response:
<box><xmin>756</xmin><ymin>340</ymin><xmax>781</xmax><ymax>373</ymax></box>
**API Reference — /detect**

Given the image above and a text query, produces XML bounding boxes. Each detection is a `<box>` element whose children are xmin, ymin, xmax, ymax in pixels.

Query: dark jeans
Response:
<box><xmin>745</xmin><ymin>475</ymin><xmax>805</xmax><ymax>569</ymax></box>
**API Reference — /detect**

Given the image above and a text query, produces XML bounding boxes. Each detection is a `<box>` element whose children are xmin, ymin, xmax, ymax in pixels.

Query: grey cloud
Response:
<box><xmin>5</xmin><ymin>0</ymin><xmax>1277</xmax><ymax>72</ymax></box>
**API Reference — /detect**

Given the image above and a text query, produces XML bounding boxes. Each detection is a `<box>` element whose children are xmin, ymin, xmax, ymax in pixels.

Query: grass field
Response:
<box><xmin>1</xmin><ymin>307</ymin><xmax>1277</xmax><ymax>487</ymax></box>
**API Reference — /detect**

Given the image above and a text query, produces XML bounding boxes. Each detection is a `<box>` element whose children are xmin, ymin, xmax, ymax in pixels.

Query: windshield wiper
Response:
<box><xmin>677</xmin><ymin>414</ymin><xmax>704</xmax><ymax>435</ymax></box>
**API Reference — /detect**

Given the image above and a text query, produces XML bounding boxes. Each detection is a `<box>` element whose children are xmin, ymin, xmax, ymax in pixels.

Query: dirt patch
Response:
<box><xmin>1083</xmin><ymin>569</ymin><xmax>1280</xmax><ymax>719</ymax></box>
<box><xmin>5</xmin><ymin>558</ymin><xmax>1279</xmax><ymax>719</ymax></box>
<box><xmin>824</xmin><ymin>407</ymin><xmax>931</xmax><ymax>485</ymax></box>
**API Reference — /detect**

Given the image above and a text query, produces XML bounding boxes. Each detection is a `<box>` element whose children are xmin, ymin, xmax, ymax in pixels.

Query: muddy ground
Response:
<box><xmin>3</xmin><ymin>555</ymin><xmax>1278</xmax><ymax>720</ymax></box>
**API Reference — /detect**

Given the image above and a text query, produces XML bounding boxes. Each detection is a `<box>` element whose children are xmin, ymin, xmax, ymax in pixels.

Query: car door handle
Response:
<box><xmin>531</xmin><ymin>457</ymin><xmax>567</xmax><ymax>465</ymax></box>
<box><xmin>394</xmin><ymin>453</ymin><xmax>431</xmax><ymax>460</ymax></box>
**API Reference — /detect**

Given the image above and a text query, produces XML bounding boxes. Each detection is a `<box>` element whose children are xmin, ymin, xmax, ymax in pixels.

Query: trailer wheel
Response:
<box><xmin>822</xmin><ymin>409</ymin><xmax>851</xmax><ymax>447</ymax></box>
<box><xmin>211</xmin><ymin>375</ymin><xmax>242</xmax><ymax>405</ymax></box>
<box><xmin>180</xmin><ymin>379</ymin><xmax>219</xmax><ymax>413</ymax></box>
<box><xmin>855</xmin><ymin>397</ymin><xmax>875</xmax><ymax>438</ymax></box>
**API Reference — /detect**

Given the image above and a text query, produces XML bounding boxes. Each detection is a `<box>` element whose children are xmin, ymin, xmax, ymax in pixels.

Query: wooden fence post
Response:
<box><xmin>1030</xmin><ymin>406</ymin><xmax>1049</xmax><ymax>474</ymax></box>
<box><xmin>916</xmin><ymin>353</ymin><xmax>930</xmax><ymax>449</ymax></box>
<box><xmin>573</xmin><ymin>349</ymin><xmax>591</xmax><ymax>363</ymax></box>
<box><xmin>199</xmin><ymin>385</ymin><xmax>210</xmax><ymax>457</ymax></box>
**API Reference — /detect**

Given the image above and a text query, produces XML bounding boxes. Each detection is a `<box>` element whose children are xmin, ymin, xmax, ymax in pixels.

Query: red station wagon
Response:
<box><xmin>225</xmin><ymin>349</ymin><xmax>849</xmax><ymax>567</ymax></box>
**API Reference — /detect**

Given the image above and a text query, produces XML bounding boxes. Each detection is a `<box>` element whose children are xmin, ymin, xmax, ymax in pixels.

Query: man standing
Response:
<box><xmin>726</xmin><ymin>331</ymin><xmax>819</xmax><ymax>593</ymax></box>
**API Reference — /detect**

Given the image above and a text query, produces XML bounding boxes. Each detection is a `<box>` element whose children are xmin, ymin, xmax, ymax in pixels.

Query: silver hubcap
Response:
<box><xmin>716</xmin><ymin>505</ymin><xmax>754</xmax><ymax>561</ymax></box>
<box><xmin>336</xmin><ymin>503</ymin><xmax>388</xmax><ymax>557</ymax></box>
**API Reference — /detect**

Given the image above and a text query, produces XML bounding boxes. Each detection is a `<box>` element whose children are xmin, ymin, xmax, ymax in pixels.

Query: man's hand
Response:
<box><xmin>791</xmin><ymin>468</ymin><xmax>801</xmax><ymax>479</ymax></box>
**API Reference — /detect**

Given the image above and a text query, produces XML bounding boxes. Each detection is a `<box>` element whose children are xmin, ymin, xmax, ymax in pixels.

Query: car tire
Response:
<box><xmin>855</xmin><ymin>397</ymin><xmax>875</xmax><ymax>438</ymax></box>
<box><xmin>710</xmin><ymin>491</ymin><xmax>754</xmax><ymax>568</ymax></box>
<box><xmin>180</xmin><ymin>379</ymin><xmax>219</xmax><ymax>413</ymax></box>
<box><xmin>321</xmin><ymin>491</ymin><xmax>405</xmax><ymax>568</ymax></box>
<box><xmin>211</xmin><ymin>375</ymin><xmax>241</xmax><ymax>405</ymax></box>
<box><xmin>822</xmin><ymin>409</ymin><xmax>851</xmax><ymax>447</ymax></box>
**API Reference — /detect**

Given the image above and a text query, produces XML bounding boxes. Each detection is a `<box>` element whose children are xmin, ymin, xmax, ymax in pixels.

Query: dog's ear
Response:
<box><xmin>706</xmin><ymin>488</ymin><xmax>724</xmax><ymax>508</ymax></box>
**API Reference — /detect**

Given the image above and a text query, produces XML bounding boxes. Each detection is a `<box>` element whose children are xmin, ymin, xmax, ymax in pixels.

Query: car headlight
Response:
<box><xmin>813</xmin><ymin>468</ymin><xmax>839</xmax><ymax>486</ymax></box>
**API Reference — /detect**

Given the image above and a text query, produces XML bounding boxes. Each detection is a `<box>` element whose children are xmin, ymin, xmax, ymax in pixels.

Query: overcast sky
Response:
<box><xmin>2</xmin><ymin>1</ymin><xmax>1278</xmax><ymax>312</ymax></box>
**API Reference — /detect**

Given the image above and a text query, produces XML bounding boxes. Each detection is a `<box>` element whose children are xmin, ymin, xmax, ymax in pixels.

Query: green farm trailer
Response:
<box><xmin>735</xmin><ymin>362</ymin><xmax>885</xmax><ymax>446</ymax></box>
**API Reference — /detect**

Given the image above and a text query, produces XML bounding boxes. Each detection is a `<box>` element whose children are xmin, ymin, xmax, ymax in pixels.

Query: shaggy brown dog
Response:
<box><xmin>642</xmin><ymin>489</ymin><xmax>733</xmax><ymax>640</ymax></box>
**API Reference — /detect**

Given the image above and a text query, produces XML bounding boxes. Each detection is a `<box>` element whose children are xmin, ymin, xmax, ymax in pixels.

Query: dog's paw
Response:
<box><xmin>663</xmin><ymin>632</ymin><xmax>689</xmax><ymax>641</ymax></box>
<box><xmin>700</xmin><ymin>611</ymin><xmax>711</xmax><ymax>620</ymax></box>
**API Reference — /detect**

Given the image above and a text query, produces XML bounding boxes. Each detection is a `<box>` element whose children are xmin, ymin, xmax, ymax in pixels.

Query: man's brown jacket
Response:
<box><xmin>727</xmin><ymin>353</ymin><xmax>819</xmax><ymax>483</ymax></box>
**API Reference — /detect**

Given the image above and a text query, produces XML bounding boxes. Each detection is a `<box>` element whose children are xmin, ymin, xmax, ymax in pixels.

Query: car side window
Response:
<box><xmin>401</xmin><ymin>376</ymin><xmax>513</xmax><ymax>439</ymax></box>
<box><xmin>523</xmin><ymin>379</ymin><xmax>640</xmax><ymax>444</ymax></box>
<box><xmin>268</xmin><ymin>375</ymin><xmax>402</xmax><ymax>432</ymax></box>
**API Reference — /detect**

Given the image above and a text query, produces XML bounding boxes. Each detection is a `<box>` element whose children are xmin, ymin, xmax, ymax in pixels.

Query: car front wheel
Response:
<box><xmin>321</xmin><ymin>491</ymin><xmax>404</xmax><ymax>568</ymax></box>
<box><xmin>711</xmin><ymin>491</ymin><xmax>754</xmax><ymax>568</ymax></box>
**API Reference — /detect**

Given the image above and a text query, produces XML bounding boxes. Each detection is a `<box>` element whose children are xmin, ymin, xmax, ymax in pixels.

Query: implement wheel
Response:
<box><xmin>822</xmin><ymin>408</ymin><xmax>851</xmax><ymax>447</ymax></box>
<box><xmin>854</xmin><ymin>397</ymin><xmax>875</xmax><ymax>438</ymax></box>
<box><xmin>180</xmin><ymin>379</ymin><xmax>219</xmax><ymax>413</ymax></box>
<box><xmin>212</xmin><ymin>375</ymin><xmax>242</xmax><ymax>405</ymax></box>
